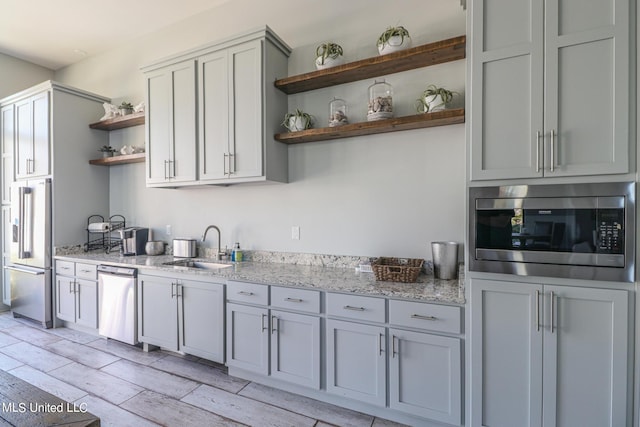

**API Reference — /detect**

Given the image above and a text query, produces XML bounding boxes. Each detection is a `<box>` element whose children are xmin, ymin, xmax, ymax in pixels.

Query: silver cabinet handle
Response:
<box><xmin>69</xmin><ymin>281</ymin><xmax>74</xmax><ymax>293</ymax></box>
<box><xmin>392</xmin><ymin>335</ymin><xmax>398</xmax><ymax>358</ymax></box>
<box><xmin>177</xmin><ymin>284</ymin><xmax>183</xmax><ymax>298</ymax></box>
<box><xmin>536</xmin><ymin>131</ymin><xmax>541</xmax><ymax>172</ymax></box>
<box><xmin>271</xmin><ymin>315</ymin><xmax>277</xmax><ymax>334</ymax></box>
<box><xmin>379</xmin><ymin>333</ymin><xmax>385</xmax><ymax>355</ymax></box>
<box><xmin>550</xmin><ymin>291</ymin><xmax>555</xmax><ymax>334</ymax></box>
<box><xmin>164</xmin><ymin>160</ymin><xmax>169</xmax><ymax>180</ymax></box>
<box><xmin>223</xmin><ymin>153</ymin><xmax>229</xmax><ymax>176</ymax></box>
<box><xmin>171</xmin><ymin>283</ymin><xmax>176</xmax><ymax>298</ymax></box>
<box><xmin>550</xmin><ymin>129</ymin><xmax>555</xmax><ymax>172</ymax></box>
<box><xmin>238</xmin><ymin>291</ymin><xmax>254</xmax><ymax>296</ymax></box>
<box><xmin>410</xmin><ymin>314</ymin><xmax>437</xmax><ymax>321</ymax></box>
<box><xmin>343</xmin><ymin>305</ymin><xmax>365</xmax><ymax>311</ymax></box>
<box><xmin>285</xmin><ymin>297</ymin><xmax>303</xmax><ymax>303</ymax></box>
<box><xmin>261</xmin><ymin>314</ymin><xmax>268</xmax><ymax>332</ymax></box>
<box><xmin>170</xmin><ymin>160</ymin><xmax>175</xmax><ymax>178</ymax></box>
<box><xmin>535</xmin><ymin>290</ymin><xmax>540</xmax><ymax>332</ymax></box>
<box><xmin>229</xmin><ymin>153</ymin><xmax>235</xmax><ymax>175</ymax></box>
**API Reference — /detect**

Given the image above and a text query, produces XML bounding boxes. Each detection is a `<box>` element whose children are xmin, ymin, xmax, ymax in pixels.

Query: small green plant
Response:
<box><xmin>416</xmin><ymin>85</ymin><xmax>456</xmax><ymax>113</ymax></box>
<box><xmin>315</xmin><ymin>42</ymin><xmax>344</xmax><ymax>65</ymax></box>
<box><xmin>119</xmin><ymin>101</ymin><xmax>134</xmax><ymax>110</ymax></box>
<box><xmin>98</xmin><ymin>145</ymin><xmax>117</xmax><ymax>153</ymax></box>
<box><xmin>377</xmin><ymin>26</ymin><xmax>411</xmax><ymax>47</ymax></box>
<box><xmin>282</xmin><ymin>109</ymin><xmax>313</xmax><ymax>132</ymax></box>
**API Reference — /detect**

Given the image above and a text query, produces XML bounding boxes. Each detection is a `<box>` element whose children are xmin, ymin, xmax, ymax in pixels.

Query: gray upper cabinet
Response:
<box><xmin>469</xmin><ymin>0</ymin><xmax>630</xmax><ymax>180</ymax></box>
<box><xmin>143</xmin><ymin>26</ymin><xmax>291</xmax><ymax>188</ymax></box>
<box><xmin>14</xmin><ymin>91</ymin><xmax>50</xmax><ymax>179</ymax></box>
<box><xmin>144</xmin><ymin>60</ymin><xmax>198</xmax><ymax>186</ymax></box>
<box><xmin>470</xmin><ymin>278</ymin><xmax>629</xmax><ymax>427</ymax></box>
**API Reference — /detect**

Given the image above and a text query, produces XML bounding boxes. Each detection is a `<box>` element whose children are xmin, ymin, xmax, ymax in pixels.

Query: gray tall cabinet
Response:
<box><xmin>0</xmin><ymin>81</ymin><xmax>109</xmax><ymax>310</ymax></box>
<box><xmin>469</xmin><ymin>0</ymin><xmax>630</xmax><ymax>180</ymax></box>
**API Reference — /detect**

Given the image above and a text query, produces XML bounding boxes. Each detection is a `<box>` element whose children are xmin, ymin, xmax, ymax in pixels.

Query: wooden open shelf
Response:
<box><xmin>89</xmin><ymin>111</ymin><xmax>145</xmax><ymax>131</ymax></box>
<box><xmin>274</xmin><ymin>35</ymin><xmax>466</xmax><ymax>95</ymax></box>
<box><xmin>274</xmin><ymin>108</ymin><xmax>465</xmax><ymax>144</ymax></box>
<box><xmin>89</xmin><ymin>153</ymin><xmax>145</xmax><ymax>166</ymax></box>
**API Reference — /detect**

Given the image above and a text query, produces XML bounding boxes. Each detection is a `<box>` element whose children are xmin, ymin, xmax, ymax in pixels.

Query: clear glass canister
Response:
<box><xmin>328</xmin><ymin>97</ymin><xmax>348</xmax><ymax>127</ymax></box>
<box><xmin>367</xmin><ymin>79</ymin><xmax>393</xmax><ymax>121</ymax></box>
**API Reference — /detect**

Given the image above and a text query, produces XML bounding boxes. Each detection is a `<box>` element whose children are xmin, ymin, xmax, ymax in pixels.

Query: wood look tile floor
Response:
<box><xmin>0</xmin><ymin>312</ymin><xmax>406</xmax><ymax>427</ymax></box>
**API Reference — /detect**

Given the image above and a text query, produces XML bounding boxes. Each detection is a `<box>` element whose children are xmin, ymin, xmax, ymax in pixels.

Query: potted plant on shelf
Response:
<box><xmin>119</xmin><ymin>101</ymin><xmax>134</xmax><ymax>116</ymax></box>
<box><xmin>416</xmin><ymin>84</ymin><xmax>456</xmax><ymax>113</ymax></box>
<box><xmin>315</xmin><ymin>42</ymin><xmax>344</xmax><ymax>70</ymax></box>
<box><xmin>98</xmin><ymin>145</ymin><xmax>117</xmax><ymax>158</ymax></box>
<box><xmin>282</xmin><ymin>109</ymin><xmax>314</xmax><ymax>132</ymax></box>
<box><xmin>377</xmin><ymin>26</ymin><xmax>411</xmax><ymax>55</ymax></box>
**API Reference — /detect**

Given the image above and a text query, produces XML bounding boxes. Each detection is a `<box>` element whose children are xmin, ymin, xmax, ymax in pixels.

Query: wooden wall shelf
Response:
<box><xmin>274</xmin><ymin>109</ymin><xmax>465</xmax><ymax>144</ymax></box>
<box><xmin>274</xmin><ymin>35</ymin><xmax>466</xmax><ymax>95</ymax></box>
<box><xmin>89</xmin><ymin>111</ymin><xmax>145</xmax><ymax>131</ymax></box>
<box><xmin>89</xmin><ymin>153</ymin><xmax>145</xmax><ymax>166</ymax></box>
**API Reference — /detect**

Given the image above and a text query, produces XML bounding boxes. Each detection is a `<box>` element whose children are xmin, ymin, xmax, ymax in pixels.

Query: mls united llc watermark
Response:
<box><xmin>2</xmin><ymin>401</ymin><xmax>88</xmax><ymax>414</ymax></box>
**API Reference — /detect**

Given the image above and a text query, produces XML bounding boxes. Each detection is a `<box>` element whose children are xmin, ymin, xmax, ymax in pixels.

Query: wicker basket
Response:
<box><xmin>372</xmin><ymin>257</ymin><xmax>424</xmax><ymax>283</ymax></box>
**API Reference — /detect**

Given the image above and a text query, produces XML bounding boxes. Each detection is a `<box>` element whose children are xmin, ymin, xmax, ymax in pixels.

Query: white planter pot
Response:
<box><xmin>377</xmin><ymin>35</ymin><xmax>412</xmax><ymax>55</ymax></box>
<box><xmin>421</xmin><ymin>94</ymin><xmax>446</xmax><ymax>113</ymax></box>
<box><xmin>288</xmin><ymin>116</ymin><xmax>308</xmax><ymax>132</ymax></box>
<box><xmin>315</xmin><ymin>55</ymin><xmax>344</xmax><ymax>70</ymax></box>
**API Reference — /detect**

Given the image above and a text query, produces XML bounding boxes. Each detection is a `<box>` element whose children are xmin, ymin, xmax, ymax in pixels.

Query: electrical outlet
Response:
<box><xmin>166</xmin><ymin>225</ymin><xmax>172</xmax><ymax>236</ymax></box>
<box><xmin>291</xmin><ymin>226</ymin><xmax>300</xmax><ymax>240</ymax></box>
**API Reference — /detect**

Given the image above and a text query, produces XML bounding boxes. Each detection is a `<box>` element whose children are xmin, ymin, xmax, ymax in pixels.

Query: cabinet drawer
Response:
<box><xmin>75</xmin><ymin>263</ymin><xmax>97</xmax><ymax>280</ymax></box>
<box><xmin>326</xmin><ymin>293</ymin><xmax>385</xmax><ymax>323</ymax></box>
<box><xmin>56</xmin><ymin>260</ymin><xmax>75</xmax><ymax>276</ymax></box>
<box><xmin>270</xmin><ymin>286</ymin><xmax>320</xmax><ymax>314</ymax></box>
<box><xmin>226</xmin><ymin>280</ymin><xmax>268</xmax><ymax>305</ymax></box>
<box><xmin>389</xmin><ymin>299</ymin><xmax>461</xmax><ymax>334</ymax></box>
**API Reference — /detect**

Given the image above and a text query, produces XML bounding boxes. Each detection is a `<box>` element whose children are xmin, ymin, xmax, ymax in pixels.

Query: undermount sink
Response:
<box><xmin>163</xmin><ymin>259</ymin><xmax>232</xmax><ymax>270</ymax></box>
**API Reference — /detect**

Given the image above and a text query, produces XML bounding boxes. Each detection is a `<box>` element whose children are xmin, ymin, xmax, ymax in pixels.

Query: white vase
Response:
<box><xmin>422</xmin><ymin>94</ymin><xmax>446</xmax><ymax>113</ymax></box>
<box><xmin>288</xmin><ymin>116</ymin><xmax>308</xmax><ymax>132</ymax></box>
<box><xmin>315</xmin><ymin>55</ymin><xmax>344</xmax><ymax>70</ymax></box>
<box><xmin>377</xmin><ymin>35</ymin><xmax>412</xmax><ymax>55</ymax></box>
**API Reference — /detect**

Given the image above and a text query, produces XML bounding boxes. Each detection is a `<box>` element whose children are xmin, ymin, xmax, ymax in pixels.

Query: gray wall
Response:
<box><xmin>0</xmin><ymin>53</ymin><xmax>53</xmax><ymax>99</ymax></box>
<box><xmin>53</xmin><ymin>0</ymin><xmax>467</xmax><ymax>260</ymax></box>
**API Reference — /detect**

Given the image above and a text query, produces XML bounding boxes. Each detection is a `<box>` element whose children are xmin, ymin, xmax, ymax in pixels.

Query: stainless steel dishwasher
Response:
<box><xmin>97</xmin><ymin>265</ymin><xmax>138</xmax><ymax>345</ymax></box>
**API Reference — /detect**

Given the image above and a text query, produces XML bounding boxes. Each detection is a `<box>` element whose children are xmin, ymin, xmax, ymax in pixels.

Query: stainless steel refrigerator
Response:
<box><xmin>6</xmin><ymin>179</ymin><xmax>52</xmax><ymax>328</ymax></box>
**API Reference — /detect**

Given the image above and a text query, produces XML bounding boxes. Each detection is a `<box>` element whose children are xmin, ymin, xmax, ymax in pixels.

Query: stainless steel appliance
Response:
<box><xmin>118</xmin><ymin>227</ymin><xmax>148</xmax><ymax>256</ymax></box>
<box><xmin>469</xmin><ymin>182</ymin><xmax>635</xmax><ymax>282</ymax></box>
<box><xmin>173</xmin><ymin>238</ymin><xmax>197</xmax><ymax>258</ymax></box>
<box><xmin>6</xmin><ymin>179</ymin><xmax>52</xmax><ymax>327</ymax></box>
<box><xmin>97</xmin><ymin>265</ymin><xmax>138</xmax><ymax>345</ymax></box>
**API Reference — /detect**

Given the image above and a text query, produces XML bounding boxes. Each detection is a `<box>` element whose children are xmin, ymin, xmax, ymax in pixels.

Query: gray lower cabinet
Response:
<box><xmin>470</xmin><ymin>278</ymin><xmax>629</xmax><ymax>427</ymax></box>
<box><xmin>138</xmin><ymin>273</ymin><xmax>224</xmax><ymax>362</ymax></box>
<box><xmin>54</xmin><ymin>261</ymin><xmax>98</xmax><ymax>329</ymax></box>
<box><xmin>226</xmin><ymin>302</ymin><xmax>269</xmax><ymax>374</ymax></box>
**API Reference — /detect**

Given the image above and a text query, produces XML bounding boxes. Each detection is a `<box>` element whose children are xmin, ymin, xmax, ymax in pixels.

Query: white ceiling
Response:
<box><xmin>0</xmin><ymin>0</ymin><xmax>234</xmax><ymax>70</ymax></box>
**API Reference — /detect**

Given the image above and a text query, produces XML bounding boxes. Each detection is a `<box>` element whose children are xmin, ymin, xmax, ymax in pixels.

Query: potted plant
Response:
<box><xmin>282</xmin><ymin>109</ymin><xmax>313</xmax><ymax>132</ymax></box>
<box><xmin>119</xmin><ymin>101</ymin><xmax>134</xmax><ymax>116</ymax></box>
<box><xmin>98</xmin><ymin>145</ymin><xmax>117</xmax><ymax>158</ymax></box>
<box><xmin>377</xmin><ymin>26</ymin><xmax>411</xmax><ymax>55</ymax></box>
<box><xmin>315</xmin><ymin>42</ymin><xmax>344</xmax><ymax>70</ymax></box>
<box><xmin>416</xmin><ymin>84</ymin><xmax>456</xmax><ymax>113</ymax></box>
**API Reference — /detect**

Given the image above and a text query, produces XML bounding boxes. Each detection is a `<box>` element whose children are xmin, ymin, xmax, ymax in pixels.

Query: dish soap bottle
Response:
<box><xmin>231</xmin><ymin>242</ymin><xmax>243</xmax><ymax>262</ymax></box>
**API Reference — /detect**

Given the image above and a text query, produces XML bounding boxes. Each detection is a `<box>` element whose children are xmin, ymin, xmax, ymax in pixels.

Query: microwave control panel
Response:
<box><xmin>597</xmin><ymin>209</ymin><xmax>624</xmax><ymax>254</ymax></box>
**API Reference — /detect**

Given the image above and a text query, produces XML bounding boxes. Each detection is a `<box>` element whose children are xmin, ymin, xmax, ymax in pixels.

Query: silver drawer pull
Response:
<box><xmin>238</xmin><ymin>291</ymin><xmax>254</xmax><ymax>296</ymax></box>
<box><xmin>411</xmin><ymin>314</ymin><xmax>437</xmax><ymax>321</ymax></box>
<box><xmin>343</xmin><ymin>305</ymin><xmax>365</xmax><ymax>311</ymax></box>
<box><xmin>285</xmin><ymin>297</ymin><xmax>303</xmax><ymax>303</ymax></box>
<box><xmin>79</xmin><ymin>269</ymin><xmax>92</xmax><ymax>273</ymax></box>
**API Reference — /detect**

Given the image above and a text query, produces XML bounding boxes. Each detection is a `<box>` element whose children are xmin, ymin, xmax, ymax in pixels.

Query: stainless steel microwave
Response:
<box><xmin>469</xmin><ymin>182</ymin><xmax>635</xmax><ymax>282</ymax></box>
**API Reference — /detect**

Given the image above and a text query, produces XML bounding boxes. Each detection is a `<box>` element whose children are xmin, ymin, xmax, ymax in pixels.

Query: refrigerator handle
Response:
<box><xmin>18</xmin><ymin>187</ymin><xmax>32</xmax><ymax>259</ymax></box>
<box><xmin>3</xmin><ymin>265</ymin><xmax>44</xmax><ymax>275</ymax></box>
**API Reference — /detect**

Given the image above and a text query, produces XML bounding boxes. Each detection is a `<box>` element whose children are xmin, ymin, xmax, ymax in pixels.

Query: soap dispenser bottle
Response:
<box><xmin>231</xmin><ymin>242</ymin><xmax>243</xmax><ymax>262</ymax></box>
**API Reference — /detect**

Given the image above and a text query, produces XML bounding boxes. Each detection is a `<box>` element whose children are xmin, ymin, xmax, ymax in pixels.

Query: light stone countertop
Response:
<box><xmin>54</xmin><ymin>252</ymin><xmax>465</xmax><ymax>305</ymax></box>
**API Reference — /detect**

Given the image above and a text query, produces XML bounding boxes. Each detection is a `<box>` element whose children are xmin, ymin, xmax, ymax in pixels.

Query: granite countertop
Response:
<box><xmin>55</xmin><ymin>252</ymin><xmax>465</xmax><ymax>305</ymax></box>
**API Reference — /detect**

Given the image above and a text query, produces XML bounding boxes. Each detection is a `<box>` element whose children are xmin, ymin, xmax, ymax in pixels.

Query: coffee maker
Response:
<box><xmin>119</xmin><ymin>227</ymin><xmax>149</xmax><ymax>256</ymax></box>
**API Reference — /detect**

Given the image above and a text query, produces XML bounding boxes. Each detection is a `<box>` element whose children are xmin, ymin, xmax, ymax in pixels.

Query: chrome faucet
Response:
<box><xmin>201</xmin><ymin>225</ymin><xmax>222</xmax><ymax>260</ymax></box>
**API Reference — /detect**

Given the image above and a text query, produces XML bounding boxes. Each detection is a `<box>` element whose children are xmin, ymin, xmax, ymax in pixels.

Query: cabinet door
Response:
<box><xmin>469</xmin><ymin>0</ymin><xmax>544</xmax><ymax>180</ymax></box>
<box><xmin>470</xmin><ymin>278</ymin><xmax>543</xmax><ymax>427</ymax></box>
<box><xmin>389</xmin><ymin>329</ymin><xmax>461</xmax><ymax>424</ymax></box>
<box><xmin>55</xmin><ymin>275</ymin><xmax>76</xmax><ymax>322</ymax></box>
<box><xmin>1</xmin><ymin>104</ymin><xmax>14</xmax><ymax>204</ymax></box>
<box><xmin>199</xmin><ymin>50</ymin><xmax>230</xmax><ymax>181</ymax></box>
<box><xmin>226</xmin><ymin>302</ymin><xmax>268</xmax><ymax>375</ymax></box>
<box><xmin>326</xmin><ymin>318</ymin><xmax>386</xmax><ymax>407</ymax></box>
<box><xmin>178</xmin><ymin>280</ymin><xmax>225</xmax><ymax>363</ymax></box>
<box><xmin>137</xmin><ymin>275</ymin><xmax>178</xmax><ymax>350</ymax></box>
<box><xmin>270</xmin><ymin>310</ymin><xmax>320</xmax><ymax>389</ymax></box>
<box><xmin>543</xmin><ymin>285</ymin><xmax>628</xmax><ymax>427</ymax></box>
<box><xmin>145</xmin><ymin>60</ymin><xmax>197</xmax><ymax>186</ymax></box>
<box><xmin>30</xmin><ymin>92</ymin><xmax>50</xmax><ymax>177</ymax></box>
<box><xmin>75</xmin><ymin>279</ymin><xmax>97</xmax><ymax>329</ymax></box>
<box><xmin>543</xmin><ymin>0</ymin><xmax>629</xmax><ymax>176</ymax></box>
<box><xmin>15</xmin><ymin>97</ymin><xmax>33</xmax><ymax>180</ymax></box>
<box><xmin>228</xmin><ymin>40</ymin><xmax>263</xmax><ymax>180</ymax></box>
